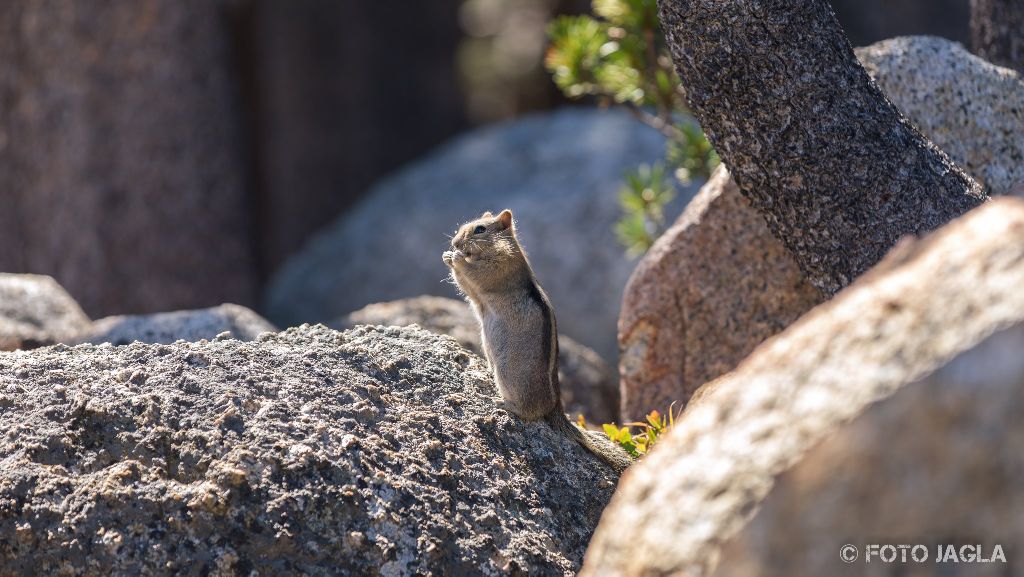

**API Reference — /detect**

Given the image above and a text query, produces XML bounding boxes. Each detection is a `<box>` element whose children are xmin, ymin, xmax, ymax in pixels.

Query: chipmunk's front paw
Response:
<box><xmin>443</xmin><ymin>250</ymin><xmax>466</xmax><ymax>267</ymax></box>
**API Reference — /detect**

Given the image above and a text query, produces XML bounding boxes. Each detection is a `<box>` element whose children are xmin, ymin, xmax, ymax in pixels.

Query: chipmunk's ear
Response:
<box><xmin>497</xmin><ymin>209</ymin><xmax>513</xmax><ymax>230</ymax></box>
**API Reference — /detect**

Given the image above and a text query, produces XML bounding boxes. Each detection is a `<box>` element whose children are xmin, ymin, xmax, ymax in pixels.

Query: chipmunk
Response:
<box><xmin>442</xmin><ymin>209</ymin><xmax>633</xmax><ymax>473</ymax></box>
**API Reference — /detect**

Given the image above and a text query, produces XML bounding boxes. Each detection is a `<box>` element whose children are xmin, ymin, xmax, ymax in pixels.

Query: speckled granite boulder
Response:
<box><xmin>0</xmin><ymin>324</ymin><xmax>618</xmax><ymax>576</ymax></box>
<box><xmin>72</xmin><ymin>304</ymin><xmax>277</xmax><ymax>346</ymax></box>
<box><xmin>617</xmin><ymin>168</ymin><xmax>823</xmax><ymax>420</ymax></box>
<box><xmin>711</xmin><ymin>322</ymin><xmax>1024</xmax><ymax>577</ymax></box>
<box><xmin>0</xmin><ymin>274</ymin><xmax>90</xmax><ymax>351</ymax></box>
<box><xmin>335</xmin><ymin>296</ymin><xmax>620</xmax><ymax>423</ymax></box>
<box><xmin>858</xmin><ymin>36</ymin><xmax>1024</xmax><ymax>196</ymax></box>
<box><xmin>617</xmin><ymin>35</ymin><xmax>1024</xmax><ymax>419</ymax></box>
<box><xmin>586</xmin><ymin>198</ymin><xmax>1024</xmax><ymax>576</ymax></box>
<box><xmin>264</xmin><ymin>108</ymin><xmax>691</xmax><ymax>361</ymax></box>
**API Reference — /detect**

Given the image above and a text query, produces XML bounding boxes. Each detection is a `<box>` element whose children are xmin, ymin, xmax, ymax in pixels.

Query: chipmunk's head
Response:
<box><xmin>450</xmin><ymin>209</ymin><xmax>517</xmax><ymax>263</ymax></box>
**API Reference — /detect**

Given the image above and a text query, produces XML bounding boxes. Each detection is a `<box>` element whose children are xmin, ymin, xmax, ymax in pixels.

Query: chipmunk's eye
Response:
<box><xmin>473</xmin><ymin>225</ymin><xmax>486</xmax><ymax>234</ymax></box>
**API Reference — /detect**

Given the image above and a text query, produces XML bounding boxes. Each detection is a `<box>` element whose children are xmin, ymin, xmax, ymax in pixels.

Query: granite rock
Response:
<box><xmin>73</xmin><ymin>304</ymin><xmax>277</xmax><ymax>346</ymax></box>
<box><xmin>336</xmin><ymin>296</ymin><xmax>619</xmax><ymax>423</ymax></box>
<box><xmin>858</xmin><ymin>36</ymin><xmax>1024</xmax><ymax>196</ymax></box>
<box><xmin>658</xmin><ymin>1</ymin><xmax>985</xmax><ymax>296</ymax></box>
<box><xmin>712</xmin><ymin>322</ymin><xmax>1024</xmax><ymax>577</ymax></box>
<box><xmin>0</xmin><ymin>324</ymin><xmax>618</xmax><ymax>576</ymax></box>
<box><xmin>618</xmin><ymin>35</ymin><xmax>1024</xmax><ymax>419</ymax></box>
<box><xmin>0</xmin><ymin>274</ymin><xmax>90</xmax><ymax>351</ymax></box>
<box><xmin>585</xmin><ymin>198</ymin><xmax>1024</xmax><ymax>576</ymax></box>
<box><xmin>617</xmin><ymin>168</ymin><xmax>823</xmax><ymax>419</ymax></box>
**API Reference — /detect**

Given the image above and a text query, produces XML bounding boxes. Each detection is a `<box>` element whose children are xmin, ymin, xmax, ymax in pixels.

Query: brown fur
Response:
<box><xmin>443</xmin><ymin>210</ymin><xmax>632</xmax><ymax>473</ymax></box>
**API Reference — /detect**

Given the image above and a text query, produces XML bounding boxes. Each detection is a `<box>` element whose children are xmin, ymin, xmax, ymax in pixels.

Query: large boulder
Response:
<box><xmin>711</xmin><ymin>323</ymin><xmax>1024</xmax><ymax>577</ymax></box>
<box><xmin>72</xmin><ymin>304</ymin><xmax>277</xmax><ymax>346</ymax></box>
<box><xmin>617</xmin><ymin>168</ymin><xmax>823</xmax><ymax>420</ymax></box>
<box><xmin>583</xmin><ymin>198</ymin><xmax>1024</xmax><ymax>576</ymax></box>
<box><xmin>0</xmin><ymin>324</ymin><xmax>618</xmax><ymax>576</ymax></box>
<box><xmin>857</xmin><ymin>36</ymin><xmax>1024</xmax><ymax>196</ymax></box>
<box><xmin>335</xmin><ymin>296</ymin><xmax>619</xmax><ymax>424</ymax></box>
<box><xmin>264</xmin><ymin>108</ymin><xmax>682</xmax><ymax>361</ymax></box>
<box><xmin>617</xmin><ymin>35</ymin><xmax>1024</xmax><ymax>419</ymax></box>
<box><xmin>0</xmin><ymin>274</ymin><xmax>90</xmax><ymax>351</ymax></box>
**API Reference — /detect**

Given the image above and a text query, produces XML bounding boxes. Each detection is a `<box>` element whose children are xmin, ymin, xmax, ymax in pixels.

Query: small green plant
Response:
<box><xmin>546</xmin><ymin>0</ymin><xmax>719</xmax><ymax>254</ymax></box>
<box><xmin>614</xmin><ymin>163</ymin><xmax>674</xmax><ymax>256</ymax></box>
<box><xmin>600</xmin><ymin>405</ymin><xmax>680</xmax><ymax>457</ymax></box>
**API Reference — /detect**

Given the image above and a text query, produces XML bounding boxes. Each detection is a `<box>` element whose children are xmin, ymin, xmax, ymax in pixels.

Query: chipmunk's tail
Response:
<box><xmin>545</xmin><ymin>407</ymin><xmax>634</xmax><ymax>474</ymax></box>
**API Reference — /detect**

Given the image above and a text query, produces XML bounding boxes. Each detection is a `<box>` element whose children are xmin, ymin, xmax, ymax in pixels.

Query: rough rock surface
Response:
<box><xmin>617</xmin><ymin>35</ymin><xmax>1024</xmax><ymax>419</ymax></box>
<box><xmin>583</xmin><ymin>198</ymin><xmax>1024</xmax><ymax>577</ymax></box>
<box><xmin>264</xmin><ymin>108</ymin><xmax>688</xmax><ymax>361</ymax></box>
<box><xmin>335</xmin><ymin>296</ymin><xmax>620</xmax><ymax>424</ymax></box>
<box><xmin>73</xmin><ymin>304</ymin><xmax>277</xmax><ymax>346</ymax></box>
<box><xmin>0</xmin><ymin>274</ymin><xmax>91</xmax><ymax>351</ymax></box>
<box><xmin>858</xmin><ymin>36</ymin><xmax>1024</xmax><ymax>196</ymax></box>
<box><xmin>0</xmin><ymin>324</ymin><xmax>618</xmax><ymax>576</ymax></box>
<box><xmin>617</xmin><ymin>168</ymin><xmax>823</xmax><ymax>419</ymax></box>
<box><xmin>659</xmin><ymin>0</ymin><xmax>985</xmax><ymax>296</ymax></box>
<box><xmin>713</xmin><ymin>323</ymin><xmax>1024</xmax><ymax>577</ymax></box>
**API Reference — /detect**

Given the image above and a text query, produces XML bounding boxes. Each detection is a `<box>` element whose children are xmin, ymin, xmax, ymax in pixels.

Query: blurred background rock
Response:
<box><xmin>0</xmin><ymin>0</ymin><xmax>972</xmax><ymax>338</ymax></box>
